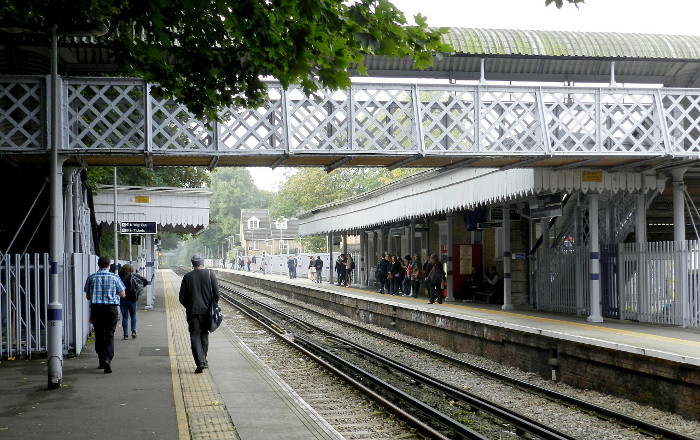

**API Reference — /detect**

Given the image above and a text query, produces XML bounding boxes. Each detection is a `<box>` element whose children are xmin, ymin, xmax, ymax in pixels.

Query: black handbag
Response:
<box><xmin>207</xmin><ymin>270</ymin><xmax>223</xmax><ymax>332</ymax></box>
<box><xmin>209</xmin><ymin>301</ymin><xmax>223</xmax><ymax>332</ymax></box>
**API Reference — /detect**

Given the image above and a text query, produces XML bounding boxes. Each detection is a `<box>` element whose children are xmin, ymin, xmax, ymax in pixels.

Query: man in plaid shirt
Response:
<box><xmin>84</xmin><ymin>256</ymin><xmax>126</xmax><ymax>373</ymax></box>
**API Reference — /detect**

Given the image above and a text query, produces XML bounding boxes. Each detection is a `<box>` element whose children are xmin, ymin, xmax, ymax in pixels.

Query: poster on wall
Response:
<box><xmin>459</xmin><ymin>245</ymin><xmax>473</xmax><ymax>274</ymax></box>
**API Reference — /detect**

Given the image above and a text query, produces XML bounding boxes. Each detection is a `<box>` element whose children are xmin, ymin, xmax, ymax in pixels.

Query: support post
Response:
<box><xmin>48</xmin><ymin>25</ymin><xmax>64</xmax><ymax>389</ymax></box>
<box><xmin>587</xmin><ymin>193</ymin><xmax>604</xmax><ymax>322</ymax></box>
<box><xmin>672</xmin><ymin>168</ymin><xmax>688</xmax><ymax>242</ymax></box>
<box><xmin>502</xmin><ymin>204</ymin><xmax>514</xmax><ymax>310</ymax></box>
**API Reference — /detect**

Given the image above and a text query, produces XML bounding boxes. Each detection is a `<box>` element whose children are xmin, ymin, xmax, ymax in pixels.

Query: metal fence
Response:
<box><xmin>536</xmin><ymin>241</ymin><xmax>700</xmax><ymax>328</ymax></box>
<box><xmin>1</xmin><ymin>252</ymin><xmax>94</xmax><ymax>360</ymax></box>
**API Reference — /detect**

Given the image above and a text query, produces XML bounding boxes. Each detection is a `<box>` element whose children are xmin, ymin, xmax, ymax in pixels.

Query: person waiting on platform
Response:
<box><xmin>335</xmin><ymin>254</ymin><xmax>347</xmax><ymax>286</ymax></box>
<box><xmin>287</xmin><ymin>255</ymin><xmax>296</xmax><ymax>278</ymax></box>
<box><xmin>345</xmin><ymin>255</ymin><xmax>355</xmax><ymax>286</ymax></box>
<box><xmin>473</xmin><ymin>266</ymin><xmax>500</xmax><ymax>303</ymax></box>
<box><xmin>424</xmin><ymin>254</ymin><xmax>445</xmax><ymax>304</ymax></box>
<box><xmin>314</xmin><ymin>256</ymin><xmax>324</xmax><ymax>283</ymax></box>
<box><xmin>307</xmin><ymin>258</ymin><xmax>316</xmax><ymax>280</ymax></box>
<box><xmin>458</xmin><ymin>265</ymin><xmax>482</xmax><ymax>302</ymax></box>
<box><xmin>408</xmin><ymin>254</ymin><xmax>422</xmax><ymax>298</ymax></box>
<box><xmin>375</xmin><ymin>253</ymin><xmax>390</xmax><ymax>294</ymax></box>
<box><xmin>388</xmin><ymin>254</ymin><xmax>403</xmax><ymax>295</ymax></box>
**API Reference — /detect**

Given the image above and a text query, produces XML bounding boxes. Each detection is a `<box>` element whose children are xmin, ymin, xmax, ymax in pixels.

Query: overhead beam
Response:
<box><xmin>324</xmin><ymin>156</ymin><xmax>352</xmax><ymax>173</ymax></box>
<box><xmin>387</xmin><ymin>154</ymin><xmax>424</xmax><ymax>171</ymax></box>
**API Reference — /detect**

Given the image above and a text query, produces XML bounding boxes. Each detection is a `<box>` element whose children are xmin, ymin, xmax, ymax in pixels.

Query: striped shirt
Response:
<box><xmin>84</xmin><ymin>269</ymin><xmax>126</xmax><ymax>305</ymax></box>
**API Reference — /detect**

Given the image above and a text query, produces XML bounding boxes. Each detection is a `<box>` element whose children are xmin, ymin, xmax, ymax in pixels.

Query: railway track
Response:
<box><xmin>173</xmin><ymin>268</ymin><xmax>698</xmax><ymax>439</ymax></box>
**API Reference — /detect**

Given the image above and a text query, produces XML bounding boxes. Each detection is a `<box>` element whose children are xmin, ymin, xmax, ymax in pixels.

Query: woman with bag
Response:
<box><xmin>409</xmin><ymin>254</ymin><xmax>422</xmax><ymax>298</ymax></box>
<box><xmin>424</xmin><ymin>254</ymin><xmax>445</xmax><ymax>304</ymax></box>
<box><xmin>118</xmin><ymin>264</ymin><xmax>149</xmax><ymax>340</ymax></box>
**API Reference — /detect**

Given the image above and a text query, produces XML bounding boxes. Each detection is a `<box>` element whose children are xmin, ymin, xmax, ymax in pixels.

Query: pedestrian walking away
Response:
<box><xmin>118</xmin><ymin>263</ymin><xmax>149</xmax><ymax>340</ymax></box>
<box><xmin>84</xmin><ymin>255</ymin><xmax>126</xmax><ymax>374</ymax></box>
<box><xmin>179</xmin><ymin>254</ymin><xmax>220</xmax><ymax>374</ymax></box>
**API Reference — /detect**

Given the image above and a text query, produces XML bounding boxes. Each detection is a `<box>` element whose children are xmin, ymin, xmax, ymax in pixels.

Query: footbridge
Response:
<box><xmin>3</xmin><ymin>76</ymin><xmax>700</xmax><ymax>172</ymax></box>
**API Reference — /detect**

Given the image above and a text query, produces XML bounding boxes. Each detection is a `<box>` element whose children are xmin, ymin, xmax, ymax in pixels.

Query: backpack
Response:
<box><xmin>428</xmin><ymin>264</ymin><xmax>442</xmax><ymax>284</ymax></box>
<box><xmin>128</xmin><ymin>273</ymin><xmax>145</xmax><ymax>300</ymax></box>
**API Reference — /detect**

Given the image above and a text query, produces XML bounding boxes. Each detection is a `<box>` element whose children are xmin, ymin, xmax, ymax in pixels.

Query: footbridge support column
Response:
<box><xmin>672</xmin><ymin>168</ymin><xmax>688</xmax><ymax>242</ymax></box>
<box><xmin>587</xmin><ymin>193</ymin><xmax>603</xmax><ymax>323</ymax></box>
<box><xmin>502</xmin><ymin>204</ymin><xmax>513</xmax><ymax>310</ymax></box>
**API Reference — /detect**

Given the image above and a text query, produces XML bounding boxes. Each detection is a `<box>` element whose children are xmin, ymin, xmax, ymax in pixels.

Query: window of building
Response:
<box><xmin>247</xmin><ymin>216</ymin><xmax>260</xmax><ymax>229</ymax></box>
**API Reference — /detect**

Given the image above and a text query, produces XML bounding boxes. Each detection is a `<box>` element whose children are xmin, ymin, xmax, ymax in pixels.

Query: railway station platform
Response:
<box><xmin>2</xmin><ymin>267</ymin><xmax>699</xmax><ymax>440</ymax></box>
<box><xmin>0</xmin><ymin>269</ymin><xmax>344</xmax><ymax>440</ymax></box>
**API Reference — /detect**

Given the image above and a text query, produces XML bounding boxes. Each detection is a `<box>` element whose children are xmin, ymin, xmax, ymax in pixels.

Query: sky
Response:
<box><xmin>249</xmin><ymin>0</ymin><xmax>700</xmax><ymax>192</ymax></box>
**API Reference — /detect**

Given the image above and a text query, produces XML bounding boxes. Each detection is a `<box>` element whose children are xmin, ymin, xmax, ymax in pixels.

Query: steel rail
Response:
<box><xmin>216</xmin><ymin>276</ymin><xmax>697</xmax><ymax>440</ymax></box>
<box><xmin>219</xmin><ymin>282</ymin><xmax>572</xmax><ymax>439</ymax></box>
<box><xmin>217</xmin><ymin>289</ymin><xmax>452</xmax><ymax>440</ymax></box>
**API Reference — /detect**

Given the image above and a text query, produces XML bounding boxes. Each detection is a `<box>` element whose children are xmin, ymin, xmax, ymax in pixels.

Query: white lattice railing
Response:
<box><xmin>4</xmin><ymin>76</ymin><xmax>700</xmax><ymax>159</ymax></box>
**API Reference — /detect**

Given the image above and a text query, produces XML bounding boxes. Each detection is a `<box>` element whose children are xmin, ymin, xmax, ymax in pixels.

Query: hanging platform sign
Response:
<box><xmin>529</xmin><ymin>205</ymin><xmax>563</xmax><ymax>219</ymax></box>
<box><xmin>477</xmin><ymin>221</ymin><xmax>503</xmax><ymax>229</ymax></box>
<box><xmin>120</xmin><ymin>221</ymin><xmax>157</xmax><ymax>234</ymax></box>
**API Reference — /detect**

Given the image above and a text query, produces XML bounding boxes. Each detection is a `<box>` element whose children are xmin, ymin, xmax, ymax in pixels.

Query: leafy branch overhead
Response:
<box><xmin>1</xmin><ymin>0</ymin><xmax>582</xmax><ymax>119</ymax></box>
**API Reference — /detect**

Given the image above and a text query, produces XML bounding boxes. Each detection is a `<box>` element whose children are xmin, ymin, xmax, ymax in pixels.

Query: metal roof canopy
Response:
<box><xmin>297</xmin><ymin>167</ymin><xmax>667</xmax><ymax>236</ymax></box>
<box><xmin>3</xmin><ymin>27</ymin><xmax>700</xmax><ymax>86</ymax></box>
<box><xmin>92</xmin><ymin>185</ymin><xmax>211</xmax><ymax>235</ymax></box>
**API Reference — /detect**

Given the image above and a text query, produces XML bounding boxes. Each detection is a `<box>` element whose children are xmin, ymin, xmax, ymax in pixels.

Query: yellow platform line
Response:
<box><xmin>162</xmin><ymin>269</ymin><xmax>240</xmax><ymax>440</ymax></box>
<box><xmin>343</xmin><ymin>284</ymin><xmax>700</xmax><ymax>349</ymax></box>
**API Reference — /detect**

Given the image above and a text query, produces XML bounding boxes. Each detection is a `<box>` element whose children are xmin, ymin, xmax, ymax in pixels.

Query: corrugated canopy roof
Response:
<box><xmin>442</xmin><ymin>28</ymin><xmax>700</xmax><ymax>59</ymax></box>
<box><xmin>3</xmin><ymin>27</ymin><xmax>700</xmax><ymax>86</ymax></box>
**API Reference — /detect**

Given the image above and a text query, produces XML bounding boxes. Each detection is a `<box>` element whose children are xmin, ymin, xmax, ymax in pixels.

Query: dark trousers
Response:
<box><xmin>91</xmin><ymin>304</ymin><xmax>119</xmax><ymax>365</ymax></box>
<box><xmin>187</xmin><ymin>314</ymin><xmax>210</xmax><ymax>368</ymax></box>
<box><xmin>428</xmin><ymin>282</ymin><xmax>443</xmax><ymax>304</ymax></box>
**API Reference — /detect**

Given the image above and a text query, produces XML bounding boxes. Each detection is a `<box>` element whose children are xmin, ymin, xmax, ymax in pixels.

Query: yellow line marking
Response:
<box><xmin>162</xmin><ymin>270</ymin><xmax>192</xmax><ymax>440</ymax></box>
<box><xmin>344</xmin><ymin>285</ymin><xmax>700</xmax><ymax>349</ymax></box>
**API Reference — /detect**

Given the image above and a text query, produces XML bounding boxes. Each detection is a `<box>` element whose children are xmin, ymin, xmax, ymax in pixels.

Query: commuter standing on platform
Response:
<box><xmin>84</xmin><ymin>256</ymin><xmax>126</xmax><ymax>374</ymax></box>
<box><xmin>179</xmin><ymin>254</ymin><xmax>220</xmax><ymax>374</ymax></box>
<box><xmin>314</xmin><ymin>256</ymin><xmax>324</xmax><ymax>283</ymax></box>
<box><xmin>409</xmin><ymin>254</ymin><xmax>422</xmax><ymax>298</ymax></box>
<box><xmin>376</xmin><ymin>253</ymin><xmax>390</xmax><ymax>294</ymax></box>
<box><xmin>335</xmin><ymin>254</ymin><xmax>347</xmax><ymax>286</ymax></box>
<box><xmin>425</xmin><ymin>253</ymin><xmax>445</xmax><ymax>304</ymax></box>
<box><xmin>345</xmin><ymin>255</ymin><xmax>354</xmax><ymax>286</ymax></box>
<box><xmin>287</xmin><ymin>255</ymin><xmax>296</xmax><ymax>278</ymax></box>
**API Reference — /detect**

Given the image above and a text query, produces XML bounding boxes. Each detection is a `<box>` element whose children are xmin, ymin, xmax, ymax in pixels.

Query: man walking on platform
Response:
<box><xmin>84</xmin><ymin>256</ymin><xmax>126</xmax><ymax>374</ymax></box>
<box><xmin>179</xmin><ymin>254</ymin><xmax>220</xmax><ymax>373</ymax></box>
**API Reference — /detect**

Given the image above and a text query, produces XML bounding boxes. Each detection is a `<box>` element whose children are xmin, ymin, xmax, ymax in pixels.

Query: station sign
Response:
<box><xmin>120</xmin><ymin>221</ymin><xmax>157</xmax><ymax>234</ymax></box>
<box><xmin>529</xmin><ymin>205</ymin><xmax>563</xmax><ymax>219</ymax></box>
<box><xmin>488</xmin><ymin>207</ymin><xmax>521</xmax><ymax>221</ymax></box>
<box><xmin>477</xmin><ymin>221</ymin><xmax>503</xmax><ymax>229</ymax></box>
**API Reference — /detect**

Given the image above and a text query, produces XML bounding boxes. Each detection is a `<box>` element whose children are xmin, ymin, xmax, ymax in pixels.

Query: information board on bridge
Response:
<box><xmin>120</xmin><ymin>222</ymin><xmax>157</xmax><ymax>234</ymax></box>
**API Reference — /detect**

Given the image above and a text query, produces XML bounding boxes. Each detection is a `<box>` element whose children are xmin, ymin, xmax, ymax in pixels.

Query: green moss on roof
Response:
<box><xmin>442</xmin><ymin>28</ymin><xmax>700</xmax><ymax>59</ymax></box>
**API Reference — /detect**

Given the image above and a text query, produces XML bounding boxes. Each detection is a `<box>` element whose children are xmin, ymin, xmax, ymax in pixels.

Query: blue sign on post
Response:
<box><xmin>120</xmin><ymin>221</ymin><xmax>157</xmax><ymax>234</ymax></box>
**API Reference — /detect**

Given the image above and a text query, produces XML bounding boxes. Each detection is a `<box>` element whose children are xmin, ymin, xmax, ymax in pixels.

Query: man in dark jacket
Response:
<box><xmin>179</xmin><ymin>254</ymin><xmax>220</xmax><ymax>373</ymax></box>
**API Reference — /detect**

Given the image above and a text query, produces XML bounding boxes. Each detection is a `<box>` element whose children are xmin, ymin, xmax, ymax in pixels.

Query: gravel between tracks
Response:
<box><xmin>226</xmin><ymin>286</ymin><xmax>700</xmax><ymax>439</ymax></box>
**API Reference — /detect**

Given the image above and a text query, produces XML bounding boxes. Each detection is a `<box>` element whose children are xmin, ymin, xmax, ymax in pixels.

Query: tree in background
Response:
<box><xmin>171</xmin><ymin>168</ymin><xmax>272</xmax><ymax>265</ymax></box>
<box><xmin>271</xmin><ymin>167</ymin><xmax>419</xmax><ymax>252</ymax></box>
<box><xmin>86</xmin><ymin>166</ymin><xmax>210</xmax><ymax>259</ymax></box>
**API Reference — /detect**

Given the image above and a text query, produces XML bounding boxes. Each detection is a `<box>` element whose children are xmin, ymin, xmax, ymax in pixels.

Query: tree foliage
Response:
<box><xmin>1</xmin><ymin>0</ymin><xmax>453</xmax><ymax>119</ymax></box>
<box><xmin>271</xmin><ymin>167</ymin><xmax>419</xmax><ymax>219</ymax></box>
<box><xmin>86</xmin><ymin>166</ymin><xmax>210</xmax><ymax>191</ymax></box>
